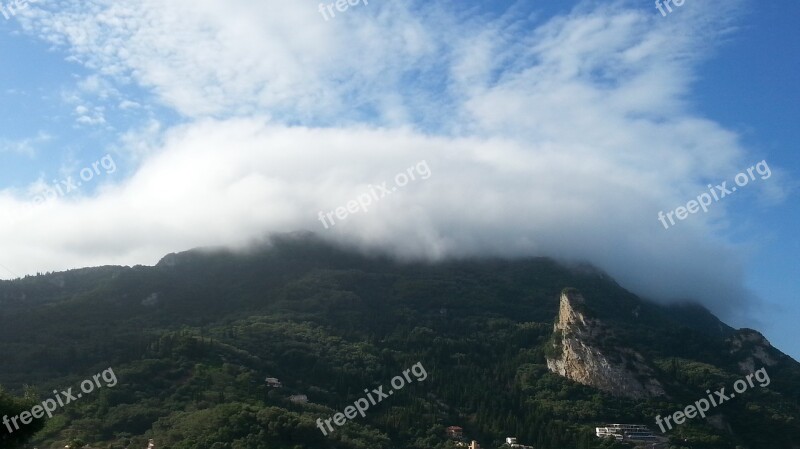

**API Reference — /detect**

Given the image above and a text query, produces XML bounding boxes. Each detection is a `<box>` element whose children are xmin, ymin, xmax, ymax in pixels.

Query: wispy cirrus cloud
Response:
<box><xmin>0</xmin><ymin>131</ymin><xmax>51</xmax><ymax>157</ymax></box>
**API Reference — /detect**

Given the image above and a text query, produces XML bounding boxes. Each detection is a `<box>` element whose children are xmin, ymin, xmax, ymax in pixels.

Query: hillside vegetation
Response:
<box><xmin>0</xmin><ymin>234</ymin><xmax>798</xmax><ymax>449</ymax></box>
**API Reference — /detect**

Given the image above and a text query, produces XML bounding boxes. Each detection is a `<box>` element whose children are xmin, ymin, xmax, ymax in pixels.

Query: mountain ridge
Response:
<box><xmin>0</xmin><ymin>233</ymin><xmax>798</xmax><ymax>449</ymax></box>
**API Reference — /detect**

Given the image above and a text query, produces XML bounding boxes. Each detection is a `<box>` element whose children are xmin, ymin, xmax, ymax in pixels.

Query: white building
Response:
<box><xmin>288</xmin><ymin>394</ymin><xmax>308</xmax><ymax>404</ymax></box>
<box><xmin>505</xmin><ymin>436</ymin><xmax>534</xmax><ymax>448</ymax></box>
<box><xmin>596</xmin><ymin>424</ymin><xmax>656</xmax><ymax>442</ymax></box>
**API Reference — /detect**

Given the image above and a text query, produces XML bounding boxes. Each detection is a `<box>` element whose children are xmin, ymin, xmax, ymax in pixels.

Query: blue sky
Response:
<box><xmin>0</xmin><ymin>0</ymin><xmax>797</xmax><ymax>359</ymax></box>
<box><xmin>689</xmin><ymin>1</ymin><xmax>799</xmax><ymax>359</ymax></box>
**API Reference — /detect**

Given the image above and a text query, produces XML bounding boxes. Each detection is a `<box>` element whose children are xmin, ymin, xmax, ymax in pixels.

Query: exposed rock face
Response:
<box><xmin>545</xmin><ymin>289</ymin><xmax>665</xmax><ymax>399</ymax></box>
<box><xmin>728</xmin><ymin>328</ymin><xmax>780</xmax><ymax>374</ymax></box>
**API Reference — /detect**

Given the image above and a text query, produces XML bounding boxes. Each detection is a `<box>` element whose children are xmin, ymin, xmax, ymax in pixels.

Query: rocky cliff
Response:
<box><xmin>545</xmin><ymin>289</ymin><xmax>665</xmax><ymax>399</ymax></box>
<box><xmin>728</xmin><ymin>328</ymin><xmax>780</xmax><ymax>374</ymax></box>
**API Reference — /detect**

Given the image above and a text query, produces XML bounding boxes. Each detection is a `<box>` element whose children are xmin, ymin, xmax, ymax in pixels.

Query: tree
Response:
<box><xmin>0</xmin><ymin>386</ymin><xmax>45</xmax><ymax>449</ymax></box>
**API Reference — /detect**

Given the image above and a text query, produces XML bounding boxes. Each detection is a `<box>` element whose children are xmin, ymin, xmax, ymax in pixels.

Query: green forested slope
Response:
<box><xmin>0</xmin><ymin>233</ymin><xmax>798</xmax><ymax>449</ymax></box>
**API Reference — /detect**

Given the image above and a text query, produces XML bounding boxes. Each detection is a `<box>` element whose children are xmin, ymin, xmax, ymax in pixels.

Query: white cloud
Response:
<box><xmin>77</xmin><ymin>74</ymin><xmax>118</xmax><ymax>99</ymax></box>
<box><xmin>119</xmin><ymin>100</ymin><xmax>140</xmax><ymax>110</ymax></box>
<box><xmin>0</xmin><ymin>131</ymin><xmax>52</xmax><ymax>157</ymax></box>
<box><xmin>3</xmin><ymin>0</ymin><xmax>781</xmax><ymax>326</ymax></box>
<box><xmin>20</xmin><ymin>0</ymin><xmax>441</xmax><ymax>123</ymax></box>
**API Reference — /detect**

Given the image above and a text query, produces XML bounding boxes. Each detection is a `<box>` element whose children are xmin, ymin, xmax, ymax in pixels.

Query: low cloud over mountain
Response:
<box><xmin>0</xmin><ymin>0</ymin><xmax>785</xmax><ymax>327</ymax></box>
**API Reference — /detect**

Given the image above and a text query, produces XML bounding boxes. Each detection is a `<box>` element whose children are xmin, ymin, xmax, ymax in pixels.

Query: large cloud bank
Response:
<box><xmin>0</xmin><ymin>0</ymin><xmax>782</xmax><ymax>324</ymax></box>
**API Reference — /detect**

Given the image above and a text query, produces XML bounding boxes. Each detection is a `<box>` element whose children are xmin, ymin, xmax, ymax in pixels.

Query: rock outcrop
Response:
<box><xmin>545</xmin><ymin>289</ymin><xmax>665</xmax><ymax>399</ymax></box>
<box><xmin>728</xmin><ymin>328</ymin><xmax>780</xmax><ymax>374</ymax></box>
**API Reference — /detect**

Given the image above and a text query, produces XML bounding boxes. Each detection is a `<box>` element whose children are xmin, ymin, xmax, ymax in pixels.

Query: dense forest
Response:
<box><xmin>0</xmin><ymin>233</ymin><xmax>798</xmax><ymax>449</ymax></box>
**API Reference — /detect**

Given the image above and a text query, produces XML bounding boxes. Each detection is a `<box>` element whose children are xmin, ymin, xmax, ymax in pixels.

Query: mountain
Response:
<box><xmin>0</xmin><ymin>233</ymin><xmax>798</xmax><ymax>449</ymax></box>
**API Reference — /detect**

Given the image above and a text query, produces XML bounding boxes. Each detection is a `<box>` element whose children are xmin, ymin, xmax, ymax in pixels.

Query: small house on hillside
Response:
<box><xmin>265</xmin><ymin>377</ymin><xmax>283</xmax><ymax>388</ymax></box>
<box><xmin>289</xmin><ymin>394</ymin><xmax>308</xmax><ymax>404</ymax></box>
<box><xmin>505</xmin><ymin>436</ymin><xmax>534</xmax><ymax>449</ymax></box>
